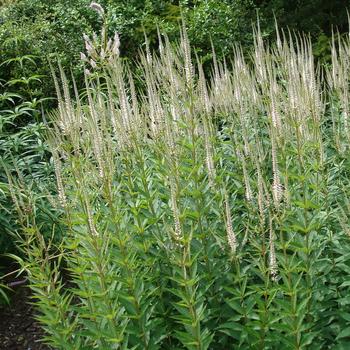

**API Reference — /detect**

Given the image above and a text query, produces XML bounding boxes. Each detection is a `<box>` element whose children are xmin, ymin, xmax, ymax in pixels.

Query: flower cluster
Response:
<box><xmin>81</xmin><ymin>3</ymin><xmax>120</xmax><ymax>72</ymax></box>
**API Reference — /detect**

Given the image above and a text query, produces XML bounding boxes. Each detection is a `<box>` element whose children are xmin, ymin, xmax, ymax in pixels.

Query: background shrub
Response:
<box><xmin>0</xmin><ymin>0</ymin><xmax>348</xmax><ymax>109</ymax></box>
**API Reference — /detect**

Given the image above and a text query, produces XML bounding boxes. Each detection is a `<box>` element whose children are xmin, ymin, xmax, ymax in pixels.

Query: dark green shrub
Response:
<box><xmin>0</xmin><ymin>55</ymin><xmax>59</xmax><ymax>255</ymax></box>
<box><xmin>1</xmin><ymin>0</ymin><xmax>348</xmax><ymax>113</ymax></box>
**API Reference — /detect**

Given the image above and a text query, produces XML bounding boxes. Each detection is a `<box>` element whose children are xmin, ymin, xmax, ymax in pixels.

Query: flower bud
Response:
<box><xmin>90</xmin><ymin>59</ymin><xmax>97</xmax><ymax>68</ymax></box>
<box><xmin>89</xmin><ymin>2</ymin><xmax>105</xmax><ymax>16</ymax></box>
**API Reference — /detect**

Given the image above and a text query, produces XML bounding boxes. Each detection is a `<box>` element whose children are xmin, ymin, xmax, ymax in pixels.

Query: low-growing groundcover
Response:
<box><xmin>7</xmin><ymin>4</ymin><xmax>350</xmax><ymax>350</ymax></box>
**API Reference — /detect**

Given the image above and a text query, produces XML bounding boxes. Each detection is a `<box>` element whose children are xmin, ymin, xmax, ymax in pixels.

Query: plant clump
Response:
<box><xmin>9</xmin><ymin>3</ymin><xmax>350</xmax><ymax>349</ymax></box>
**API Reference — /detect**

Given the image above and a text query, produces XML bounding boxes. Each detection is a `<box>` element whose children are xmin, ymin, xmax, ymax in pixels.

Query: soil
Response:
<box><xmin>0</xmin><ymin>284</ymin><xmax>51</xmax><ymax>350</ymax></box>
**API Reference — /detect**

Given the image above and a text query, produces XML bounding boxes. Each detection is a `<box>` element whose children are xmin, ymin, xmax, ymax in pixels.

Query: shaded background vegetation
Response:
<box><xmin>1</xmin><ymin>0</ymin><xmax>349</xmax><ymax>102</ymax></box>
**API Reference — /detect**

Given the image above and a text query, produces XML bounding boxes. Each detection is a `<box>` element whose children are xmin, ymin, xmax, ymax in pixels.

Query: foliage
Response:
<box><xmin>11</xmin><ymin>18</ymin><xmax>350</xmax><ymax>348</ymax></box>
<box><xmin>0</xmin><ymin>53</ymin><xmax>57</xmax><ymax>250</ymax></box>
<box><xmin>258</xmin><ymin>0</ymin><xmax>349</xmax><ymax>36</ymax></box>
<box><xmin>0</xmin><ymin>54</ymin><xmax>61</xmax><ymax>303</ymax></box>
<box><xmin>0</xmin><ymin>0</ymin><xmax>99</xmax><ymax>105</ymax></box>
<box><xmin>1</xmin><ymin>0</ymin><xmax>348</xmax><ymax>113</ymax></box>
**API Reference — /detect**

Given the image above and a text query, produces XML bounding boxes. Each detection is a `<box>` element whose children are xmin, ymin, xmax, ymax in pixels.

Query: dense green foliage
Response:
<box><xmin>0</xmin><ymin>0</ymin><xmax>348</xmax><ymax>103</ymax></box>
<box><xmin>0</xmin><ymin>56</ymin><xmax>58</xmax><ymax>301</ymax></box>
<box><xmin>0</xmin><ymin>57</ymin><xmax>57</xmax><ymax>253</ymax></box>
<box><xmin>1</xmin><ymin>0</ymin><xmax>350</xmax><ymax>346</ymax></box>
<box><xmin>10</xmin><ymin>14</ymin><xmax>350</xmax><ymax>347</ymax></box>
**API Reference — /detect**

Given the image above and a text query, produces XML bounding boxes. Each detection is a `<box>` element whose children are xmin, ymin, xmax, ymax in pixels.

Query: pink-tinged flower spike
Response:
<box><xmin>114</xmin><ymin>32</ymin><xmax>120</xmax><ymax>47</ymax></box>
<box><xmin>111</xmin><ymin>32</ymin><xmax>120</xmax><ymax>56</ymax></box>
<box><xmin>85</xmin><ymin>41</ymin><xmax>94</xmax><ymax>55</ymax></box>
<box><xmin>237</xmin><ymin>150</ymin><xmax>253</xmax><ymax>202</ymax></box>
<box><xmin>224</xmin><ymin>193</ymin><xmax>237</xmax><ymax>254</ymax></box>
<box><xmin>271</xmin><ymin>136</ymin><xmax>283</xmax><ymax>207</ymax></box>
<box><xmin>92</xmin><ymin>32</ymin><xmax>98</xmax><ymax>42</ymax></box>
<box><xmin>169</xmin><ymin>177</ymin><xmax>182</xmax><ymax>243</ymax></box>
<box><xmin>52</xmin><ymin>150</ymin><xmax>67</xmax><ymax>209</ymax></box>
<box><xmin>106</xmin><ymin>38</ymin><xmax>112</xmax><ymax>51</ymax></box>
<box><xmin>90</xmin><ymin>59</ymin><xmax>97</xmax><ymax>69</ymax></box>
<box><xmin>83</xmin><ymin>33</ymin><xmax>90</xmax><ymax>42</ymax></box>
<box><xmin>85</xmin><ymin>199</ymin><xmax>99</xmax><ymax>237</ymax></box>
<box><xmin>80</xmin><ymin>52</ymin><xmax>87</xmax><ymax>61</ymax></box>
<box><xmin>89</xmin><ymin>2</ymin><xmax>105</xmax><ymax>16</ymax></box>
<box><xmin>269</xmin><ymin>218</ymin><xmax>278</xmax><ymax>282</ymax></box>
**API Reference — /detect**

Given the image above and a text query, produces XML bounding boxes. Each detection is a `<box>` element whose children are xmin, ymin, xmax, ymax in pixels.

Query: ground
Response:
<box><xmin>0</xmin><ymin>285</ymin><xmax>50</xmax><ymax>350</ymax></box>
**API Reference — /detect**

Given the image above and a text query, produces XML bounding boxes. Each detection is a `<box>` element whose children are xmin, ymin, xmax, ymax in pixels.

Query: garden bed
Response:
<box><xmin>0</xmin><ymin>285</ymin><xmax>50</xmax><ymax>350</ymax></box>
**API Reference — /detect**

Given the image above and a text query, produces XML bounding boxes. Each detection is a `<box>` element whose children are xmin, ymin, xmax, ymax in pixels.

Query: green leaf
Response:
<box><xmin>337</xmin><ymin>327</ymin><xmax>350</xmax><ymax>339</ymax></box>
